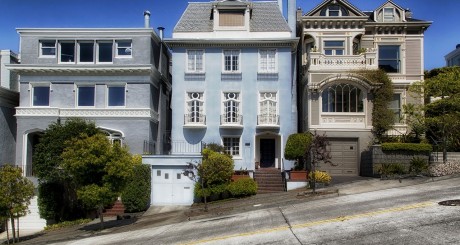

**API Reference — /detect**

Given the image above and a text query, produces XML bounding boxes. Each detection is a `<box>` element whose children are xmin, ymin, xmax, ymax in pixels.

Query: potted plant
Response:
<box><xmin>284</xmin><ymin>133</ymin><xmax>313</xmax><ymax>181</ymax></box>
<box><xmin>231</xmin><ymin>168</ymin><xmax>250</xmax><ymax>182</ymax></box>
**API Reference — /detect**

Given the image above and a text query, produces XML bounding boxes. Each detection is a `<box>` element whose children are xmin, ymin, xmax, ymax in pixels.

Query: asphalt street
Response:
<box><xmin>50</xmin><ymin>177</ymin><xmax>460</xmax><ymax>245</ymax></box>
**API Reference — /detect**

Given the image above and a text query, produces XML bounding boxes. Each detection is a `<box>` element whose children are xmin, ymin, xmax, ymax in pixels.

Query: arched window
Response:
<box><xmin>322</xmin><ymin>84</ymin><xmax>364</xmax><ymax>113</ymax></box>
<box><xmin>100</xmin><ymin>129</ymin><xmax>124</xmax><ymax>145</ymax></box>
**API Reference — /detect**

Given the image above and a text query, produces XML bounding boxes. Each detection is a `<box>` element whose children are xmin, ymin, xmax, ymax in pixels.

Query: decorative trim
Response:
<box><xmin>6</xmin><ymin>65</ymin><xmax>153</xmax><ymax>75</ymax></box>
<box><xmin>165</xmin><ymin>39</ymin><xmax>298</xmax><ymax>50</ymax></box>
<box><xmin>15</xmin><ymin>107</ymin><xmax>159</xmax><ymax>122</ymax></box>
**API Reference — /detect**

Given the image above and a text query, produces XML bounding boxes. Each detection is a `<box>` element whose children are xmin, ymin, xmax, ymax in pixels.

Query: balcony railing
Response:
<box><xmin>308</xmin><ymin>51</ymin><xmax>377</xmax><ymax>71</ymax></box>
<box><xmin>257</xmin><ymin>114</ymin><xmax>280</xmax><ymax>127</ymax></box>
<box><xmin>171</xmin><ymin>140</ymin><xmax>204</xmax><ymax>155</ymax></box>
<box><xmin>184</xmin><ymin>114</ymin><xmax>206</xmax><ymax>127</ymax></box>
<box><xmin>220</xmin><ymin>114</ymin><xmax>243</xmax><ymax>127</ymax></box>
<box><xmin>143</xmin><ymin>140</ymin><xmax>156</xmax><ymax>155</ymax></box>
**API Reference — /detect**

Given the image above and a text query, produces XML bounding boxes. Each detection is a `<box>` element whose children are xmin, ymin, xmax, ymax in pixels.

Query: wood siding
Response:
<box><xmin>405</xmin><ymin>39</ymin><xmax>422</xmax><ymax>75</ymax></box>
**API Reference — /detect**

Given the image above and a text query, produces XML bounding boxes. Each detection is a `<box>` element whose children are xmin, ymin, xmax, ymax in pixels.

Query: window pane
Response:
<box><xmin>219</xmin><ymin>11</ymin><xmax>245</xmax><ymax>26</ymax></box>
<box><xmin>108</xmin><ymin>87</ymin><xmax>125</xmax><ymax>106</ymax></box>
<box><xmin>98</xmin><ymin>42</ymin><xmax>113</xmax><ymax>62</ymax></box>
<box><xmin>78</xmin><ymin>86</ymin><xmax>95</xmax><ymax>106</ymax></box>
<box><xmin>117</xmin><ymin>41</ymin><xmax>132</xmax><ymax>56</ymax></box>
<box><xmin>41</xmin><ymin>41</ymin><xmax>56</xmax><ymax>56</ymax></box>
<box><xmin>79</xmin><ymin>43</ymin><xmax>94</xmax><ymax>62</ymax></box>
<box><xmin>336</xmin><ymin>49</ymin><xmax>344</xmax><ymax>55</ymax></box>
<box><xmin>324</xmin><ymin>41</ymin><xmax>344</xmax><ymax>47</ymax></box>
<box><xmin>33</xmin><ymin>87</ymin><xmax>50</xmax><ymax>106</ymax></box>
<box><xmin>60</xmin><ymin>42</ymin><xmax>75</xmax><ymax>62</ymax></box>
<box><xmin>379</xmin><ymin>45</ymin><xmax>400</xmax><ymax>73</ymax></box>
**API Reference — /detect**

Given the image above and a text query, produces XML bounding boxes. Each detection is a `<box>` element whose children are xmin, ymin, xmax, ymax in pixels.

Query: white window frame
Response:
<box><xmin>30</xmin><ymin>83</ymin><xmax>51</xmax><ymax>107</ymax></box>
<box><xmin>106</xmin><ymin>84</ymin><xmax>127</xmax><ymax>107</ymax></box>
<box><xmin>222</xmin><ymin>136</ymin><xmax>241</xmax><ymax>157</ymax></box>
<box><xmin>96</xmin><ymin>41</ymin><xmax>114</xmax><ymax>64</ymax></box>
<box><xmin>185</xmin><ymin>92</ymin><xmax>205</xmax><ymax>124</ymax></box>
<box><xmin>115</xmin><ymin>40</ymin><xmax>133</xmax><ymax>58</ymax></box>
<box><xmin>77</xmin><ymin>41</ymin><xmax>95</xmax><ymax>64</ymax></box>
<box><xmin>383</xmin><ymin>7</ymin><xmax>395</xmax><ymax>22</ymax></box>
<box><xmin>390</xmin><ymin>90</ymin><xmax>405</xmax><ymax>124</ymax></box>
<box><xmin>258</xmin><ymin>92</ymin><xmax>278</xmax><ymax>124</ymax></box>
<box><xmin>39</xmin><ymin>40</ymin><xmax>56</xmax><ymax>58</ymax></box>
<box><xmin>258</xmin><ymin>49</ymin><xmax>277</xmax><ymax>73</ymax></box>
<box><xmin>323</xmin><ymin>40</ymin><xmax>345</xmax><ymax>56</ymax></box>
<box><xmin>186</xmin><ymin>49</ymin><xmax>205</xmax><ymax>73</ymax></box>
<box><xmin>223</xmin><ymin>50</ymin><xmax>241</xmax><ymax>73</ymax></box>
<box><xmin>222</xmin><ymin>92</ymin><xmax>241</xmax><ymax>123</ymax></box>
<box><xmin>75</xmin><ymin>84</ymin><xmax>96</xmax><ymax>107</ymax></box>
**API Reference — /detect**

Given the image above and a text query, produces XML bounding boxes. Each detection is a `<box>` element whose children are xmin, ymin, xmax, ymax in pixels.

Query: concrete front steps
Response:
<box><xmin>103</xmin><ymin>199</ymin><xmax>125</xmax><ymax>217</ymax></box>
<box><xmin>254</xmin><ymin>168</ymin><xmax>285</xmax><ymax>193</ymax></box>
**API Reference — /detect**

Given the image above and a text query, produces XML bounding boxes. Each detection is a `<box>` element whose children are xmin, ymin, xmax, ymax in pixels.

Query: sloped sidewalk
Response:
<box><xmin>5</xmin><ymin>174</ymin><xmax>459</xmax><ymax>245</ymax></box>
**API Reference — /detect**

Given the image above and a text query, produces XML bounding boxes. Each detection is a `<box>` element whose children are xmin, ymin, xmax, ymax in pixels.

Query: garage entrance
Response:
<box><xmin>151</xmin><ymin>166</ymin><xmax>194</xmax><ymax>205</ymax></box>
<box><xmin>317</xmin><ymin>138</ymin><xmax>358</xmax><ymax>176</ymax></box>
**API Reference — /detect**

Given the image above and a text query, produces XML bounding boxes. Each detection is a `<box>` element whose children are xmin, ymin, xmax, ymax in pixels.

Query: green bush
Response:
<box><xmin>194</xmin><ymin>183</ymin><xmax>228</xmax><ymax>198</ymax></box>
<box><xmin>121</xmin><ymin>164</ymin><xmax>151</xmax><ymax>213</ymax></box>
<box><xmin>228</xmin><ymin>178</ymin><xmax>258</xmax><ymax>197</ymax></box>
<box><xmin>378</xmin><ymin>163</ymin><xmax>407</xmax><ymax>177</ymax></box>
<box><xmin>284</xmin><ymin>133</ymin><xmax>313</xmax><ymax>170</ymax></box>
<box><xmin>44</xmin><ymin>218</ymin><xmax>91</xmax><ymax>231</ymax></box>
<box><xmin>409</xmin><ymin>157</ymin><xmax>429</xmax><ymax>175</ymax></box>
<box><xmin>201</xmin><ymin>150</ymin><xmax>234</xmax><ymax>186</ymax></box>
<box><xmin>381</xmin><ymin>143</ymin><xmax>432</xmax><ymax>153</ymax></box>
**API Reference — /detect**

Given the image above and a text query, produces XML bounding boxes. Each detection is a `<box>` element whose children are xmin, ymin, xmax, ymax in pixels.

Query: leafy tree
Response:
<box><xmin>61</xmin><ymin>133</ymin><xmax>136</xmax><ymax>228</ymax></box>
<box><xmin>34</xmin><ymin>118</ymin><xmax>100</xmax><ymax>222</ymax></box>
<box><xmin>407</xmin><ymin>66</ymin><xmax>460</xmax><ymax>162</ymax></box>
<box><xmin>0</xmin><ymin>165</ymin><xmax>35</xmax><ymax>243</ymax></box>
<box><xmin>284</xmin><ymin>133</ymin><xmax>313</xmax><ymax>170</ymax></box>
<box><xmin>355</xmin><ymin>69</ymin><xmax>394</xmax><ymax>141</ymax></box>
<box><xmin>183</xmin><ymin>145</ymin><xmax>234</xmax><ymax>211</ymax></box>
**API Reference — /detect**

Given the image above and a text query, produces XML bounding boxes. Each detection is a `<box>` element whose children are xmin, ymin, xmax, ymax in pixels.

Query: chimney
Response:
<box><xmin>144</xmin><ymin>10</ymin><xmax>151</xmax><ymax>28</ymax></box>
<box><xmin>157</xmin><ymin>27</ymin><xmax>165</xmax><ymax>40</ymax></box>
<box><xmin>287</xmin><ymin>0</ymin><xmax>296</xmax><ymax>37</ymax></box>
<box><xmin>405</xmin><ymin>8</ymin><xmax>413</xmax><ymax>19</ymax></box>
<box><xmin>278</xmin><ymin>0</ymin><xmax>283</xmax><ymax>15</ymax></box>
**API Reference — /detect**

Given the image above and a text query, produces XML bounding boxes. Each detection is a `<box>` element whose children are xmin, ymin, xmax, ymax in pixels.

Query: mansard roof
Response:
<box><xmin>174</xmin><ymin>1</ymin><xmax>291</xmax><ymax>33</ymax></box>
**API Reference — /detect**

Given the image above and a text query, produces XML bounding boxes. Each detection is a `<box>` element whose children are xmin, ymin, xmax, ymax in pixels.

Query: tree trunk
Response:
<box><xmin>16</xmin><ymin>216</ymin><xmax>19</xmax><ymax>243</ymax></box>
<box><xmin>5</xmin><ymin>219</ymin><xmax>10</xmax><ymax>245</ymax></box>
<box><xmin>201</xmin><ymin>179</ymin><xmax>208</xmax><ymax>212</ymax></box>
<box><xmin>10</xmin><ymin>213</ymin><xmax>16</xmax><ymax>244</ymax></box>
<box><xmin>98</xmin><ymin>206</ymin><xmax>104</xmax><ymax>230</ymax></box>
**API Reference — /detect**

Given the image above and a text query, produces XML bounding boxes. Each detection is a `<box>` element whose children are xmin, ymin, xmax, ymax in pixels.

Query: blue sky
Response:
<box><xmin>0</xmin><ymin>0</ymin><xmax>457</xmax><ymax>70</ymax></box>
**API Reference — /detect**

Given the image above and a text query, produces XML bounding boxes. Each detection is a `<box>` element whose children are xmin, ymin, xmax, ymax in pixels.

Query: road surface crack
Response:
<box><xmin>278</xmin><ymin>206</ymin><xmax>303</xmax><ymax>245</ymax></box>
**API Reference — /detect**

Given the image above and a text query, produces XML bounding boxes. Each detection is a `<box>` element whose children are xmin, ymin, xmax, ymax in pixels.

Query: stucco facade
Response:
<box><xmin>8</xmin><ymin>25</ymin><xmax>172</xmax><ymax>176</ymax></box>
<box><xmin>298</xmin><ymin>0</ymin><xmax>431</xmax><ymax>175</ymax></box>
<box><xmin>165</xmin><ymin>0</ymin><xmax>299</xmax><ymax>172</ymax></box>
<box><xmin>0</xmin><ymin>50</ymin><xmax>19</xmax><ymax>165</ymax></box>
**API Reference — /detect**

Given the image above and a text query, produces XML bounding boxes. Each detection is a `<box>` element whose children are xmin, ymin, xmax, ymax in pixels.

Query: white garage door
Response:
<box><xmin>151</xmin><ymin>167</ymin><xmax>194</xmax><ymax>205</ymax></box>
<box><xmin>317</xmin><ymin>139</ymin><xmax>358</xmax><ymax>176</ymax></box>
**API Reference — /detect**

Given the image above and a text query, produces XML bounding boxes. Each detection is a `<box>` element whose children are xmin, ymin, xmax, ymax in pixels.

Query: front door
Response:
<box><xmin>260</xmin><ymin>139</ymin><xmax>275</xmax><ymax>168</ymax></box>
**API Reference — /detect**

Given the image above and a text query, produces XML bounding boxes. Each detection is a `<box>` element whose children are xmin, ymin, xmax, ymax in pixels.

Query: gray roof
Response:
<box><xmin>174</xmin><ymin>1</ymin><xmax>291</xmax><ymax>33</ymax></box>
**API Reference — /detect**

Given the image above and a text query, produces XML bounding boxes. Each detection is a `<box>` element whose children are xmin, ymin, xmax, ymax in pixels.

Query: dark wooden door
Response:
<box><xmin>260</xmin><ymin>139</ymin><xmax>275</xmax><ymax>168</ymax></box>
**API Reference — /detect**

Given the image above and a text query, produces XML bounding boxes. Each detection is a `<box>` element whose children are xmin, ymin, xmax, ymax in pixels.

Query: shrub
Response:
<box><xmin>308</xmin><ymin>170</ymin><xmax>331</xmax><ymax>183</ymax></box>
<box><xmin>194</xmin><ymin>183</ymin><xmax>228</xmax><ymax>198</ymax></box>
<box><xmin>409</xmin><ymin>157</ymin><xmax>429</xmax><ymax>175</ymax></box>
<box><xmin>228</xmin><ymin>178</ymin><xmax>258</xmax><ymax>197</ymax></box>
<box><xmin>121</xmin><ymin>164</ymin><xmax>151</xmax><ymax>213</ymax></box>
<box><xmin>44</xmin><ymin>218</ymin><xmax>91</xmax><ymax>231</ymax></box>
<box><xmin>201</xmin><ymin>150</ymin><xmax>234</xmax><ymax>186</ymax></box>
<box><xmin>284</xmin><ymin>133</ymin><xmax>313</xmax><ymax>170</ymax></box>
<box><xmin>378</xmin><ymin>163</ymin><xmax>407</xmax><ymax>177</ymax></box>
<box><xmin>381</xmin><ymin>143</ymin><xmax>432</xmax><ymax>153</ymax></box>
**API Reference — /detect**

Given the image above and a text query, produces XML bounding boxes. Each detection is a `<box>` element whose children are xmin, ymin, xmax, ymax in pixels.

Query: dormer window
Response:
<box><xmin>219</xmin><ymin>10</ymin><xmax>245</xmax><ymax>27</ymax></box>
<box><xmin>320</xmin><ymin>5</ymin><xmax>349</xmax><ymax>17</ymax></box>
<box><xmin>384</xmin><ymin>7</ymin><xmax>395</xmax><ymax>22</ymax></box>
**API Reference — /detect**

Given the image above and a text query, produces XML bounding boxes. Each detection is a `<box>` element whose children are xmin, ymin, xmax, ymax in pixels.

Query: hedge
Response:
<box><xmin>121</xmin><ymin>164</ymin><xmax>151</xmax><ymax>213</ymax></box>
<box><xmin>381</xmin><ymin>143</ymin><xmax>432</xmax><ymax>153</ymax></box>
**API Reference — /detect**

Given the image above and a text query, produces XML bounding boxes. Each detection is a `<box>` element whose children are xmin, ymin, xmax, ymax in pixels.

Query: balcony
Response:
<box><xmin>257</xmin><ymin>114</ymin><xmax>280</xmax><ymax>128</ymax></box>
<box><xmin>184</xmin><ymin>114</ymin><xmax>206</xmax><ymax>128</ymax></box>
<box><xmin>308</xmin><ymin>51</ymin><xmax>377</xmax><ymax>72</ymax></box>
<box><xmin>220</xmin><ymin>114</ymin><xmax>243</xmax><ymax>128</ymax></box>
